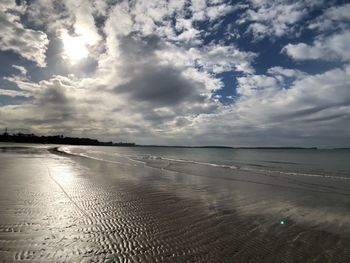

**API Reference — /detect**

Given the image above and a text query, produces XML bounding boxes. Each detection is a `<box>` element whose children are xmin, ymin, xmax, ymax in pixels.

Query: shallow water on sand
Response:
<box><xmin>0</xmin><ymin>145</ymin><xmax>350</xmax><ymax>262</ymax></box>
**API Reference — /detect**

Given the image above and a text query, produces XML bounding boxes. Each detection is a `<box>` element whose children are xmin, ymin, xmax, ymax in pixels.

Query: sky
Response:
<box><xmin>0</xmin><ymin>0</ymin><xmax>349</xmax><ymax>147</ymax></box>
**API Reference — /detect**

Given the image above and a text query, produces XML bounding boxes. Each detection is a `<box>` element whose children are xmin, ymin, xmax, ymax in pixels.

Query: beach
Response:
<box><xmin>0</xmin><ymin>145</ymin><xmax>349</xmax><ymax>262</ymax></box>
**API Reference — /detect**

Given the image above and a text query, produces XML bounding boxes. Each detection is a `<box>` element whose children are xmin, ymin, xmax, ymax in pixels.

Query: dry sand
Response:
<box><xmin>0</xmin><ymin>146</ymin><xmax>349</xmax><ymax>262</ymax></box>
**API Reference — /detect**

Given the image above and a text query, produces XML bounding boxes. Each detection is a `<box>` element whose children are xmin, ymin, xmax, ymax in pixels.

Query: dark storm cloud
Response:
<box><xmin>116</xmin><ymin>64</ymin><xmax>204</xmax><ymax>106</ymax></box>
<box><xmin>118</xmin><ymin>34</ymin><xmax>162</xmax><ymax>60</ymax></box>
<box><xmin>39</xmin><ymin>86</ymin><xmax>69</xmax><ymax>105</ymax></box>
<box><xmin>113</xmin><ymin>34</ymin><xmax>206</xmax><ymax>107</ymax></box>
<box><xmin>30</xmin><ymin>78</ymin><xmax>77</xmax><ymax>123</ymax></box>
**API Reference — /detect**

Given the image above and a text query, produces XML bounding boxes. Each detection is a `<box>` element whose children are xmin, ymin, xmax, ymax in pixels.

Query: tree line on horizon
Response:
<box><xmin>0</xmin><ymin>130</ymin><xmax>135</xmax><ymax>147</ymax></box>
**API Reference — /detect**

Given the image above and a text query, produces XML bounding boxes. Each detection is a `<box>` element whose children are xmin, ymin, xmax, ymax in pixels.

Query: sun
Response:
<box><xmin>61</xmin><ymin>31</ymin><xmax>89</xmax><ymax>62</ymax></box>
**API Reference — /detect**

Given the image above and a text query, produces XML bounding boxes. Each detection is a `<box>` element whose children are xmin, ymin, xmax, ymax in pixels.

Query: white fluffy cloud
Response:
<box><xmin>0</xmin><ymin>89</ymin><xmax>30</xmax><ymax>98</ymax></box>
<box><xmin>156</xmin><ymin>44</ymin><xmax>256</xmax><ymax>75</ymax></box>
<box><xmin>0</xmin><ymin>4</ymin><xmax>49</xmax><ymax>67</ymax></box>
<box><xmin>283</xmin><ymin>30</ymin><xmax>350</xmax><ymax>62</ymax></box>
<box><xmin>180</xmin><ymin>65</ymin><xmax>350</xmax><ymax>147</ymax></box>
<box><xmin>240</xmin><ymin>0</ymin><xmax>322</xmax><ymax>39</ymax></box>
<box><xmin>308</xmin><ymin>3</ymin><xmax>350</xmax><ymax>32</ymax></box>
<box><xmin>12</xmin><ymin>65</ymin><xmax>27</xmax><ymax>75</ymax></box>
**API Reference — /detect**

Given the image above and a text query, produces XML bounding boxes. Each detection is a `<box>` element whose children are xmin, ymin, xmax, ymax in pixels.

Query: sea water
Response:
<box><xmin>59</xmin><ymin>146</ymin><xmax>350</xmax><ymax>178</ymax></box>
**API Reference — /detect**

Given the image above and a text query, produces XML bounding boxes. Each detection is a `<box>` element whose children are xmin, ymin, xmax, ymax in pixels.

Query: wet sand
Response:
<box><xmin>0</xmin><ymin>146</ymin><xmax>349</xmax><ymax>262</ymax></box>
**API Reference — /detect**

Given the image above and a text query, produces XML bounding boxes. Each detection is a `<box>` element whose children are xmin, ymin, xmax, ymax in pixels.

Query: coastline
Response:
<box><xmin>0</xmin><ymin>145</ymin><xmax>349</xmax><ymax>262</ymax></box>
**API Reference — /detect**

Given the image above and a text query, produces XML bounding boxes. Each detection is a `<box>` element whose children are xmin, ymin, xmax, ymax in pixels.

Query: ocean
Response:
<box><xmin>60</xmin><ymin>145</ymin><xmax>350</xmax><ymax>178</ymax></box>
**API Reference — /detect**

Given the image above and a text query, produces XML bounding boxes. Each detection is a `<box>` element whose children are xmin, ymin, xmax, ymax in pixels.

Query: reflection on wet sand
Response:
<box><xmin>0</xmin><ymin>146</ymin><xmax>349</xmax><ymax>262</ymax></box>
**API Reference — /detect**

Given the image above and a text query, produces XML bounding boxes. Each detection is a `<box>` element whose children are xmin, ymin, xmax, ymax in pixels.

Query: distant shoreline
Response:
<box><xmin>0</xmin><ymin>140</ymin><xmax>320</xmax><ymax>149</ymax></box>
<box><xmin>138</xmin><ymin>145</ymin><xmax>319</xmax><ymax>150</ymax></box>
<box><xmin>2</xmin><ymin>132</ymin><xmax>349</xmax><ymax>150</ymax></box>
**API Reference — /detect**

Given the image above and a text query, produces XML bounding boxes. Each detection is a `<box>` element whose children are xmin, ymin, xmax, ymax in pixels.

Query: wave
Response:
<box><xmin>242</xmin><ymin>167</ymin><xmax>350</xmax><ymax>181</ymax></box>
<box><xmin>55</xmin><ymin>147</ymin><xmax>137</xmax><ymax>166</ymax></box>
<box><xmin>56</xmin><ymin>147</ymin><xmax>350</xmax><ymax>181</ymax></box>
<box><xmin>138</xmin><ymin>155</ymin><xmax>350</xmax><ymax>181</ymax></box>
<box><xmin>138</xmin><ymin>155</ymin><xmax>239</xmax><ymax>169</ymax></box>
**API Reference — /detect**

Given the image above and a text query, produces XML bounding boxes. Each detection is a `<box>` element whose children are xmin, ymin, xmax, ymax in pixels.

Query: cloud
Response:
<box><xmin>116</xmin><ymin>63</ymin><xmax>204</xmax><ymax>107</ymax></box>
<box><xmin>96</xmin><ymin>1</ymin><xmax>257</xmax><ymax>124</ymax></box>
<box><xmin>267</xmin><ymin>66</ymin><xmax>306</xmax><ymax>79</ymax></box>
<box><xmin>1</xmin><ymin>74</ymin><xmax>97</xmax><ymax>134</ymax></box>
<box><xmin>0</xmin><ymin>0</ymin><xmax>349</xmax><ymax>147</ymax></box>
<box><xmin>12</xmin><ymin>65</ymin><xmax>27</xmax><ymax>75</ymax></box>
<box><xmin>0</xmin><ymin>89</ymin><xmax>30</xmax><ymax>98</ymax></box>
<box><xmin>240</xmin><ymin>0</ymin><xmax>322</xmax><ymax>39</ymax></box>
<box><xmin>26</xmin><ymin>0</ymin><xmax>73</xmax><ymax>33</ymax></box>
<box><xmin>308</xmin><ymin>3</ymin><xmax>350</xmax><ymax>32</ymax></box>
<box><xmin>155</xmin><ymin>44</ymin><xmax>256</xmax><ymax>76</ymax></box>
<box><xmin>63</xmin><ymin>0</ymin><xmax>101</xmax><ymax>45</ymax></box>
<box><xmin>0</xmin><ymin>3</ymin><xmax>49</xmax><ymax>67</ymax></box>
<box><xmin>283</xmin><ymin>30</ymin><xmax>350</xmax><ymax>61</ymax></box>
<box><xmin>191</xmin><ymin>0</ymin><xmax>237</xmax><ymax>21</ymax></box>
<box><xmin>108</xmin><ymin>34</ymin><xmax>216</xmax><ymax>123</ymax></box>
<box><xmin>237</xmin><ymin>74</ymin><xmax>279</xmax><ymax>96</ymax></box>
<box><xmin>180</xmin><ymin>65</ymin><xmax>350</xmax><ymax>147</ymax></box>
<box><xmin>8</xmin><ymin>63</ymin><xmax>346</xmax><ymax>147</ymax></box>
<box><xmin>99</xmin><ymin>0</ymin><xmax>239</xmax><ymax>45</ymax></box>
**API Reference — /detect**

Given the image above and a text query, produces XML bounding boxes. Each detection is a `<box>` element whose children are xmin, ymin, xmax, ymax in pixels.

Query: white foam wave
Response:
<box><xmin>56</xmin><ymin>147</ymin><xmax>136</xmax><ymax>166</ymax></box>
<box><xmin>138</xmin><ymin>155</ymin><xmax>239</xmax><ymax>170</ymax></box>
<box><xmin>243</xmin><ymin>167</ymin><xmax>350</xmax><ymax>181</ymax></box>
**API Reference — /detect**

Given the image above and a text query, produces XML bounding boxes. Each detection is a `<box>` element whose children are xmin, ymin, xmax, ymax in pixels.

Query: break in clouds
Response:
<box><xmin>0</xmin><ymin>0</ymin><xmax>349</xmax><ymax>147</ymax></box>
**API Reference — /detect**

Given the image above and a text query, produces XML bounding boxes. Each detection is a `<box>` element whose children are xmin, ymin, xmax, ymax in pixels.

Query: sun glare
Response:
<box><xmin>61</xmin><ymin>31</ymin><xmax>89</xmax><ymax>62</ymax></box>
